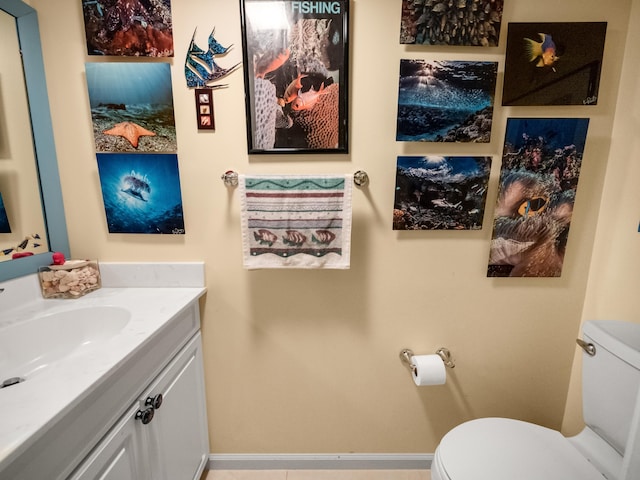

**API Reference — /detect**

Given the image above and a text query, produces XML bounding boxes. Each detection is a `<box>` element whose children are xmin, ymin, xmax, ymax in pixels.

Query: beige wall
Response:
<box><xmin>562</xmin><ymin>0</ymin><xmax>640</xmax><ymax>436</ymax></box>
<box><xmin>30</xmin><ymin>0</ymin><xmax>632</xmax><ymax>453</ymax></box>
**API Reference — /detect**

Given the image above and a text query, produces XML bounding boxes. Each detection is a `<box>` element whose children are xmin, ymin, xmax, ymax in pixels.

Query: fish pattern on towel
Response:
<box><xmin>240</xmin><ymin>175</ymin><xmax>352</xmax><ymax>269</ymax></box>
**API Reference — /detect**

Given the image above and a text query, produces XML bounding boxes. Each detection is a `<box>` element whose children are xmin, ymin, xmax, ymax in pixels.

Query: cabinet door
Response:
<box><xmin>68</xmin><ymin>405</ymin><xmax>150</xmax><ymax>480</ymax></box>
<box><xmin>144</xmin><ymin>333</ymin><xmax>209</xmax><ymax>480</ymax></box>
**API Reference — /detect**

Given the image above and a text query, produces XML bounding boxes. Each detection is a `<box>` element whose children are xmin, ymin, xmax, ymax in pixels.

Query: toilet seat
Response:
<box><xmin>432</xmin><ymin>418</ymin><xmax>604</xmax><ymax>480</ymax></box>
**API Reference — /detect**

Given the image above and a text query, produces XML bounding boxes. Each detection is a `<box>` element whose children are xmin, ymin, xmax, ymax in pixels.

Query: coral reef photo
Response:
<box><xmin>396</xmin><ymin>59</ymin><xmax>497</xmax><ymax>142</ymax></box>
<box><xmin>488</xmin><ymin>118</ymin><xmax>590</xmax><ymax>277</ymax></box>
<box><xmin>393</xmin><ymin>156</ymin><xmax>491</xmax><ymax>230</ymax></box>
<box><xmin>82</xmin><ymin>0</ymin><xmax>174</xmax><ymax>56</ymax></box>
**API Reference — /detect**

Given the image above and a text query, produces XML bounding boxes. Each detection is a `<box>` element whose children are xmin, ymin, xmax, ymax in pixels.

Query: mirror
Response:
<box><xmin>0</xmin><ymin>8</ymin><xmax>49</xmax><ymax>260</ymax></box>
<box><xmin>0</xmin><ymin>0</ymin><xmax>69</xmax><ymax>282</ymax></box>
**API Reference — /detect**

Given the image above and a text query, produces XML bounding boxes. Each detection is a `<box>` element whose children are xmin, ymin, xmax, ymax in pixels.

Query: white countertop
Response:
<box><xmin>0</xmin><ymin>263</ymin><xmax>206</xmax><ymax>473</ymax></box>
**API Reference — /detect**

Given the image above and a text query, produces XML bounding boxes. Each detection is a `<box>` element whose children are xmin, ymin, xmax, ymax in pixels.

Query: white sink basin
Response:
<box><xmin>0</xmin><ymin>306</ymin><xmax>130</xmax><ymax>383</ymax></box>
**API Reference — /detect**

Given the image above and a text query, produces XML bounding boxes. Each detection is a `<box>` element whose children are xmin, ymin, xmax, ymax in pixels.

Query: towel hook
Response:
<box><xmin>353</xmin><ymin>170</ymin><xmax>369</xmax><ymax>187</ymax></box>
<box><xmin>221</xmin><ymin>170</ymin><xmax>238</xmax><ymax>187</ymax></box>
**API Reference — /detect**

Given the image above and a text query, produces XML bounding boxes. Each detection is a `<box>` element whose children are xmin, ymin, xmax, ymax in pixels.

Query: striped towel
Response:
<box><xmin>239</xmin><ymin>174</ymin><xmax>353</xmax><ymax>269</ymax></box>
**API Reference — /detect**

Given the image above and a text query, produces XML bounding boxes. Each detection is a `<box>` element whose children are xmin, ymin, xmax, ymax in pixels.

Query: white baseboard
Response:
<box><xmin>208</xmin><ymin>454</ymin><xmax>433</xmax><ymax>470</ymax></box>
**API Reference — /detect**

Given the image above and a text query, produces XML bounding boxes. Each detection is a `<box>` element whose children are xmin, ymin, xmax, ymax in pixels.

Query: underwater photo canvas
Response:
<box><xmin>393</xmin><ymin>156</ymin><xmax>491</xmax><ymax>230</ymax></box>
<box><xmin>487</xmin><ymin>118</ymin><xmax>590</xmax><ymax>277</ymax></box>
<box><xmin>96</xmin><ymin>153</ymin><xmax>185</xmax><ymax>234</ymax></box>
<box><xmin>81</xmin><ymin>0</ymin><xmax>174</xmax><ymax>57</ymax></box>
<box><xmin>240</xmin><ymin>0</ymin><xmax>349</xmax><ymax>153</ymax></box>
<box><xmin>400</xmin><ymin>0</ymin><xmax>504</xmax><ymax>46</ymax></box>
<box><xmin>396</xmin><ymin>60</ymin><xmax>497</xmax><ymax>142</ymax></box>
<box><xmin>0</xmin><ymin>192</ymin><xmax>10</xmax><ymax>233</ymax></box>
<box><xmin>502</xmin><ymin>22</ymin><xmax>607</xmax><ymax>106</ymax></box>
<box><xmin>86</xmin><ymin>63</ymin><xmax>177</xmax><ymax>153</ymax></box>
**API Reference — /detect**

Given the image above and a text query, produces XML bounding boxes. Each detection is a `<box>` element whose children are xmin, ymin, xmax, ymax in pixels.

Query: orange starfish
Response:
<box><xmin>103</xmin><ymin>121</ymin><xmax>156</xmax><ymax>148</ymax></box>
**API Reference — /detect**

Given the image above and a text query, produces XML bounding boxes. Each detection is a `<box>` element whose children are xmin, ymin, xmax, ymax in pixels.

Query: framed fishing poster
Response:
<box><xmin>240</xmin><ymin>0</ymin><xmax>349</xmax><ymax>154</ymax></box>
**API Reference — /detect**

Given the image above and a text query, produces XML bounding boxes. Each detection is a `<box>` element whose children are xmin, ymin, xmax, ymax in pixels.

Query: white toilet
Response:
<box><xmin>431</xmin><ymin>320</ymin><xmax>640</xmax><ymax>480</ymax></box>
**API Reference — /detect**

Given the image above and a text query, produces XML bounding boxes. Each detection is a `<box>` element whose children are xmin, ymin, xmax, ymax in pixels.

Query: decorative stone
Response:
<box><xmin>38</xmin><ymin>260</ymin><xmax>101</xmax><ymax>299</ymax></box>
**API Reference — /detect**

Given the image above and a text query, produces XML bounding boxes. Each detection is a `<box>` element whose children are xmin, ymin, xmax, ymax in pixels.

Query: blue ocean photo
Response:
<box><xmin>396</xmin><ymin>60</ymin><xmax>497</xmax><ymax>142</ymax></box>
<box><xmin>96</xmin><ymin>153</ymin><xmax>185</xmax><ymax>234</ymax></box>
<box><xmin>393</xmin><ymin>156</ymin><xmax>491</xmax><ymax>230</ymax></box>
<box><xmin>503</xmin><ymin>117</ymin><xmax>589</xmax><ymax>155</ymax></box>
<box><xmin>86</xmin><ymin>63</ymin><xmax>177</xmax><ymax>153</ymax></box>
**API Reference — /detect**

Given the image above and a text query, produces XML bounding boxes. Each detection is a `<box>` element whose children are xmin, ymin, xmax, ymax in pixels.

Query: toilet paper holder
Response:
<box><xmin>399</xmin><ymin>347</ymin><xmax>455</xmax><ymax>372</ymax></box>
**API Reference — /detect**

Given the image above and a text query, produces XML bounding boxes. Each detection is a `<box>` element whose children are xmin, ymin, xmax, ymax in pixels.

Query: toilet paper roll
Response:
<box><xmin>411</xmin><ymin>354</ymin><xmax>446</xmax><ymax>386</ymax></box>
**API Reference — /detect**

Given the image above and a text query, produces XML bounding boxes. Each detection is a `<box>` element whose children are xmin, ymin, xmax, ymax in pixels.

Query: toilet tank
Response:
<box><xmin>582</xmin><ymin>320</ymin><xmax>640</xmax><ymax>456</ymax></box>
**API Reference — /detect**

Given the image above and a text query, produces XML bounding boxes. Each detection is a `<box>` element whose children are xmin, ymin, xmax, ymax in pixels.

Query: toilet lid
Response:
<box><xmin>436</xmin><ymin>418</ymin><xmax>604</xmax><ymax>480</ymax></box>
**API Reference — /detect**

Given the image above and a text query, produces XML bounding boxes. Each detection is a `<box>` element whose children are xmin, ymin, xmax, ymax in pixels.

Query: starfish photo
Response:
<box><xmin>86</xmin><ymin>63</ymin><xmax>177</xmax><ymax>153</ymax></box>
<box><xmin>103</xmin><ymin>121</ymin><xmax>156</xmax><ymax>148</ymax></box>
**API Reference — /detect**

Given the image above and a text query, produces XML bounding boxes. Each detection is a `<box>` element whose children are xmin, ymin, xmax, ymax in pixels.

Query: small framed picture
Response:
<box><xmin>194</xmin><ymin>88</ymin><xmax>215</xmax><ymax>130</ymax></box>
<box><xmin>240</xmin><ymin>0</ymin><xmax>349</xmax><ymax>154</ymax></box>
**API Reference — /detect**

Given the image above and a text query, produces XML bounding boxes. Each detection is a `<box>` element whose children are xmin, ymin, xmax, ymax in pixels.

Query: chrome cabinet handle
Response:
<box><xmin>145</xmin><ymin>393</ymin><xmax>163</xmax><ymax>410</ymax></box>
<box><xmin>576</xmin><ymin>338</ymin><xmax>596</xmax><ymax>356</ymax></box>
<box><xmin>136</xmin><ymin>407</ymin><xmax>155</xmax><ymax>425</ymax></box>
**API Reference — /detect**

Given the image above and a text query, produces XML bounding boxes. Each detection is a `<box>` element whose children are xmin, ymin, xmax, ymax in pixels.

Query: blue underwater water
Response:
<box><xmin>91</xmin><ymin>103</ymin><xmax>176</xmax><ymax>130</ymax></box>
<box><xmin>397</xmin><ymin>156</ymin><xmax>488</xmax><ymax>181</ymax></box>
<box><xmin>398</xmin><ymin>82</ymin><xmax>490</xmax><ymax>111</ymax></box>
<box><xmin>504</xmin><ymin>118</ymin><xmax>590</xmax><ymax>154</ymax></box>
<box><xmin>85</xmin><ymin>63</ymin><xmax>174</xmax><ymax>108</ymax></box>
<box><xmin>96</xmin><ymin>153</ymin><xmax>185</xmax><ymax>234</ymax></box>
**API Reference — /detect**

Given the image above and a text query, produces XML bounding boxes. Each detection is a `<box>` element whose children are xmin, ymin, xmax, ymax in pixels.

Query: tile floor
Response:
<box><xmin>206</xmin><ymin>470</ymin><xmax>431</xmax><ymax>480</ymax></box>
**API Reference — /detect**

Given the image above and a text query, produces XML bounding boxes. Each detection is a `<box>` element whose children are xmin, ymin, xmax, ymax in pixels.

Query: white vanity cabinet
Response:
<box><xmin>0</xmin><ymin>292</ymin><xmax>210</xmax><ymax>480</ymax></box>
<box><xmin>69</xmin><ymin>332</ymin><xmax>209</xmax><ymax>480</ymax></box>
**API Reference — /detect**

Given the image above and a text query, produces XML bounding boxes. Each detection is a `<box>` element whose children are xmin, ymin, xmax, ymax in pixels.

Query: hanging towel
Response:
<box><xmin>239</xmin><ymin>174</ymin><xmax>353</xmax><ymax>269</ymax></box>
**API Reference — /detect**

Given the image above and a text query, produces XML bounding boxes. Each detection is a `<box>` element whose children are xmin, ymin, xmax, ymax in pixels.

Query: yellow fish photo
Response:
<box><xmin>502</xmin><ymin>22</ymin><xmax>607</xmax><ymax>106</ymax></box>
